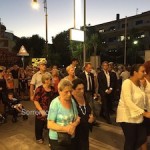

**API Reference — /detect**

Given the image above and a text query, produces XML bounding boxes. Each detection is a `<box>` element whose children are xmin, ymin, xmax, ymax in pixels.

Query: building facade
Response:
<box><xmin>0</xmin><ymin>22</ymin><xmax>19</xmax><ymax>67</ymax></box>
<box><xmin>90</xmin><ymin>11</ymin><xmax>150</xmax><ymax>64</ymax></box>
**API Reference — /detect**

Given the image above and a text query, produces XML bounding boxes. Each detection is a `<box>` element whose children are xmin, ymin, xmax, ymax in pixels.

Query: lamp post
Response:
<box><xmin>124</xmin><ymin>16</ymin><xmax>127</xmax><ymax>65</ymax></box>
<box><xmin>83</xmin><ymin>0</ymin><xmax>86</xmax><ymax>66</ymax></box>
<box><xmin>32</xmin><ymin>0</ymin><xmax>48</xmax><ymax>59</ymax></box>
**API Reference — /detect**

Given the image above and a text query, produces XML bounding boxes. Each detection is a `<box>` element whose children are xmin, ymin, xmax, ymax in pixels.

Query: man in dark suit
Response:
<box><xmin>108</xmin><ymin>62</ymin><xmax>118</xmax><ymax>111</ymax></box>
<box><xmin>79</xmin><ymin>63</ymin><xmax>99</xmax><ymax>126</ymax></box>
<box><xmin>70</xmin><ymin>58</ymin><xmax>82</xmax><ymax>77</ymax></box>
<box><xmin>98</xmin><ymin>61</ymin><xmax>115</xmax><ymax>124</ymax></box>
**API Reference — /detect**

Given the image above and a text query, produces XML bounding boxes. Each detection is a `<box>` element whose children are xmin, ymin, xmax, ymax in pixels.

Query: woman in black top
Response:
<box><xmin>72</xmin><ymin>78</ymin><xmax>95</xmax><ymax>150</ymax></box>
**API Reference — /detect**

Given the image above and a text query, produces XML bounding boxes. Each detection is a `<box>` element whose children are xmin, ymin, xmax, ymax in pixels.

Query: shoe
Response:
<box><xmin>106</xmin><ymin>118</ymin><xmax>112</xmax><ymax>124</ymax></box>
<box><xmin>36</xmin><ymin>139</ymin><xmax>44</xmax><ymax>144</ymax></box>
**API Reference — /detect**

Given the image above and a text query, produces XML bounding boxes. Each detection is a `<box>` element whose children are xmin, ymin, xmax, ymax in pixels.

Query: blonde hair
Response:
<box><xmin>41</xmin><ymin>72</ymin><xmax>52</xmax><ymax>83</ymax></box>
<box><xmin>66</xmin><ymin>65</ymin><xmax>74</xmax><ymax>73</ymax></box>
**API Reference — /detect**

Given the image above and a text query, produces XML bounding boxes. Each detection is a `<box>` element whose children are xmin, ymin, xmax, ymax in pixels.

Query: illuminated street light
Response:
<box><xmin>31</xmin><ymin>0</ymin><xmax>39</xmax><ymax>9</ymax></box>
<box><xmin>133</xmin><ymin>40</ymin><xmax>138</xmax><ymax>45</ymax></box>
<box><xmin>31</xmin><ymin>0</ymin><xmax>48</xmax><ymax>59</ymax></box>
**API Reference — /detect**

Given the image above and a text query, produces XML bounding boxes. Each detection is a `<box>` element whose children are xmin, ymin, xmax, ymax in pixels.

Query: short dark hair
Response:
<box><xmin>72</xmin><ymin>78</ymin><xmax>84</xmax><ymax>89</ymax></box>
<box><xmin>71</xmin><ymin>58</ymin><xmax>78</xmax><ymax>62</ymax></box>
<box><xmin>130</xmin><ymin>64</ymin><xmax>143</xmax><ymax>76</ymax></box>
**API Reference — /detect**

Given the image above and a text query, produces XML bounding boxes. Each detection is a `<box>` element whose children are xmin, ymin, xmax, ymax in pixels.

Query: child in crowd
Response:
<box><xmin>6</xmin><ymin>92</ymin><xmax>28</xmax><ymax>122</ymax></box>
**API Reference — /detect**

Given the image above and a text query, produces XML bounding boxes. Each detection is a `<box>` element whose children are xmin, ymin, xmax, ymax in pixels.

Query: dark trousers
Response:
<box><xmin>35</xmin><ymin>117</ymin><xmax>46</xmax><ymax>140</ymax></box>
<box><xmin>74</xmin><ymin>125</ymin><xmax>89</xmax><ymax>150</ymax></box>
<box><xmin>120</xmin><ymin>122</ymin><xmax>147</xmax><ymax>150</ymax></box>
<box><xmin>11</xmin><ymin>108</ymin><xmax>19</xmax><ymax>119</ymax></box>
<box><xmin>50</xmin><ymin>139</ymin><xmax>76</xmax><ymax>150</ymax></box>
<box><xmin>100</xmin><ymin>93</ymin><xmax>112</xmax><ymax>121</ymax></box>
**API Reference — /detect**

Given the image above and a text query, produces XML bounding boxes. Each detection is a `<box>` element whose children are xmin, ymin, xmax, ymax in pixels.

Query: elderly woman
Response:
<box><xmin>47</xmin><ymin>79</ymin><xmax>80</xmax><ymax>150</ymax></box>
<box><xmin>72</xmin><ymin>78</ymin><xmax>95</xmax><ymax>150</ymax></box>
<box><xmin>33</xmin><ymin>72</ymin><xmax>55</xmax><ymax>144</ymax></box>
<box><xmin>116</xmin><ymin>64</ymin><xmax>150</xmax><ymax>150</ymax></box>
<box><xmin>64</xmin><ymin>65</ymin><xmax>77</xmax><ymax>82</ymax></box>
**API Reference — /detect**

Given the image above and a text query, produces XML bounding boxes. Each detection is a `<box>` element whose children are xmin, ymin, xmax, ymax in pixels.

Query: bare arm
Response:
<box><xmin>143</xmin><ymin>112</ymin><xmax>150</xmax><ymax>118</ymax></box>
<box><xmin>34</xmin><ymin>101</ymin><xmax>42</xmax><ymax>111</ymax></box>
<box><xmin>30</xmin><ymin>84</ymin><xmax>35</xmax><ymax>101</ymax></box>
<box><xmin>34</xmin><ymin>100</ymin><xmax>46</xmax><ymax>117</ymax></box>
<box><xmin>47</xmin><ymin>120</ymin><xmax>69</xmax><ymax>133</ymax></box>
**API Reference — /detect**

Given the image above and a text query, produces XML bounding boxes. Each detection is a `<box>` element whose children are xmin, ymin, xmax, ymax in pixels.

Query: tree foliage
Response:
<box><xmin>52</xmin><ymin>31</ymin><xmax>71</xmax><ymax>66</ymax></box>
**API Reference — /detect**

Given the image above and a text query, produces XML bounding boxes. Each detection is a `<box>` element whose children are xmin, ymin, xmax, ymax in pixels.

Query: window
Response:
<box><xmin>99</xmin><ymin>29</ymin><xmax>104</xmax><ymax>33</ymax></box>
<box><xmin>109</xmin><ymin>26</ymin><xmax>116</xmax><ymax>31</ymax></box>
<box><xmin>136</xmin><ymin>20</ymin><xmax>143</xmax><ymax>25</ymax></box>
<box><xmin>120</xmin><ymin>35</ymin><xmax>125</xmax><ymax>41</ymax></box>
<box><xmin>137</xmin><ymin>33</ymin><xmax>145</xmax><ymax>38</ymax></box>
<box><xmin>122</xmin><ymin>23</ymin><xmax>128</xmax><ymax>28</ymax></box>
<box><xmin>108</xmin><ymin>37</ymin><xmax>117</xmax><ymax>42</ymax></box>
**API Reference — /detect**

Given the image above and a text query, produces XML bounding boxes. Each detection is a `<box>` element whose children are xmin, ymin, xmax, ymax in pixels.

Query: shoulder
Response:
<box><xmin>50</xmin><ymin>97</ymin><xmax>60</xmax><ymax>106</ymax></box>
<box><xmin>122</xmin><ymin>79</ymin><xmax>132</xmax><ymax>88</ymax></box>
<box><xmin>33</xmin><ymin>71</ymin><xmax>41</xmax><ymax>77</ymax></box>
<box><xmin>71</xmin><ymin>98</ymin><xmax>77</xmax><ymax>105</ymax></box>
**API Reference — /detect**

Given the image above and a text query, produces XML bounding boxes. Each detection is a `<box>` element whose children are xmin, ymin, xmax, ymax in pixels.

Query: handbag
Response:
<box><xmin>57</xmin><ymin>100</ymin><xmax>75</xmax><ymax>146</ymax></box>
<box><xmin>57</xmin><ymin>132</ymin><xmax>71</xmax><ymax>146</ymax></box>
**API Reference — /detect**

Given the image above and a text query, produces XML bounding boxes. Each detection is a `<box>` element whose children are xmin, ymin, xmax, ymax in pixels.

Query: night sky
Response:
<box><xmin>0</xmin><ymin>0</ymin><xmax>150</xmax><ymax>43</ymax></box>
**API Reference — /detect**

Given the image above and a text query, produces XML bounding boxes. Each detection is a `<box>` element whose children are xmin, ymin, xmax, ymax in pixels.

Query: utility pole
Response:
<box><xmin>83</xmin><ymin>0</ymin><xmax>86</xmax><ymax>66</ymax></box>
<box><xmin>124</xmin><ymin>16</ymin><xmax>127</xmax><ymax>65</ymax></box>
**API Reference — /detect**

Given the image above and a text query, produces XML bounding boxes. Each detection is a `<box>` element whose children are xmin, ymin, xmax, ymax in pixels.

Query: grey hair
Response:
<box><xmin>58</xmin><ymin>79</ymin><xmax>73</xmax><ymax>91</ymax></box>
<box><xmin>41</xmin><ymin>72</ymin><xmax>52</xmax><ymax>83</ymax></box>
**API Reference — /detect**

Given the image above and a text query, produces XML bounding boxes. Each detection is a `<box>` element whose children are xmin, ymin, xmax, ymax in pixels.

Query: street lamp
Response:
<box><xmin>124</xmin><ymin>16</ymin><xmax>127</xmax><ymax>65</ymax></box>
<box><xmin>83</xmin><ymin>0</ymin><xmax>86</xmax><ymax>66</ymax></box>
<box><xmin>31</xmin><ymin>0</ymin><xmax>48</xmax><ymax>59</ymax></box>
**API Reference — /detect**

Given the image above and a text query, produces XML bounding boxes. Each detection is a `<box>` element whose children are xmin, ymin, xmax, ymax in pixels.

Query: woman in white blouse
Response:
<box><xmin>116</xmin><ymin>64</ymin><xmax>150</xmax><ymax>150</ymax></box>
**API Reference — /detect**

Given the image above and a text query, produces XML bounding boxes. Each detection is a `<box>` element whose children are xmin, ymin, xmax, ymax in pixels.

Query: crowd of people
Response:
<box><xmin>0</xmin><ymin>58</ymin><xmax>150</xmax><ymax>150</ymax></box>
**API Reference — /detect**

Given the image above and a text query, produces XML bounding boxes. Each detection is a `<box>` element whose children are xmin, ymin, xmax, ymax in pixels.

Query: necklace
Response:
<box><xmin>79</xmin><ymin>105</ymin><xmax>86</xmax><ymax>115</ymax></box>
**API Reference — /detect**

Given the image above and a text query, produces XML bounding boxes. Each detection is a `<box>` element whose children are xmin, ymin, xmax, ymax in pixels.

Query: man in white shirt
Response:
<box><xmin>98</xmin><ymin>61</ymin><xmax>115</xmax><ymax>124</ymax></box>
<box><xmin>30</xmin><ymin>60</ymin><xmax>47</xmax><ymax>101</ymax></box>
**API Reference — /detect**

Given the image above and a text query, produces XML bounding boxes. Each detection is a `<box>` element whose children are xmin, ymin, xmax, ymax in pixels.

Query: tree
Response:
<box><xmin>52</xmin><ymin>31</ymin><xmax>71</xmax><ymax>66</ymax></box>
<box><xmin>69</xmin><ymin>41</ymin><xmax>83</xmax><ymax>64</ymax></box>
<box><xmin>13</xmin><ymin>34</ymin><xmax>45</xmax><ymax>66</ymax></box>
<box><xmin>89</xmin><ymin>33</ymin><xmax>99</xmax><ymax>55</ymax></box>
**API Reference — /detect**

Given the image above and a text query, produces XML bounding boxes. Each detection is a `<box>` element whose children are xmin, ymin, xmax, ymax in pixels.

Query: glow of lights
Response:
<box><xmin>70</xmin><ymin>29</ymin><xmax>84</xmax><ymax>42</ymax></box>
<box><xmin>31</xmin><ymin>0</ymin><xmax>40</xmax><ymax>10</ymax></box>
<box><xmin>133</xmin><ymin>40</ymin><xmax>138</xmax><ymax>45</ymax></box>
